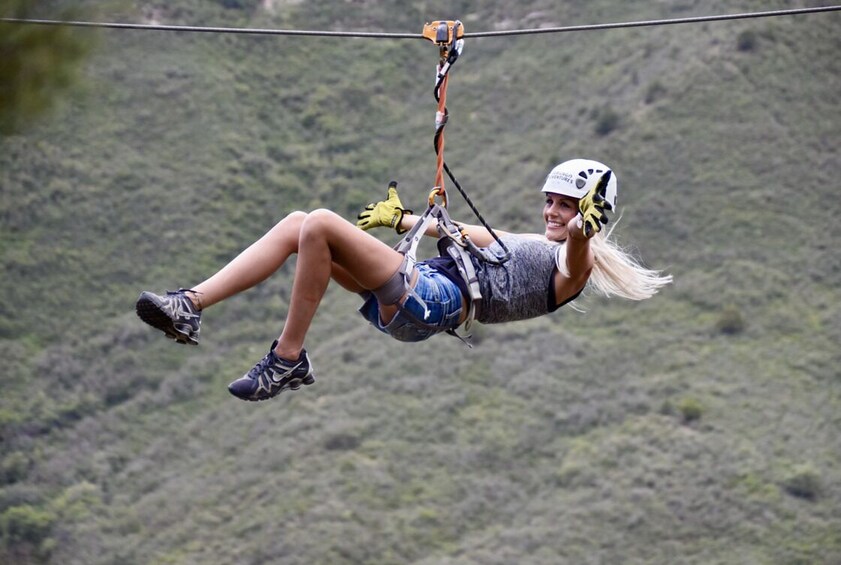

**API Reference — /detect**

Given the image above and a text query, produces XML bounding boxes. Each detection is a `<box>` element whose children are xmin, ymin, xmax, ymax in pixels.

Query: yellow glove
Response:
<box><xmin>578</xmin><ymin>171</ymin><xmax>613</xmax><ymax>238</ymax></box>
<box><xmin>356</xmin><ymin>181</ymin><xmax>413</xmax><ymax>234</ymax></box>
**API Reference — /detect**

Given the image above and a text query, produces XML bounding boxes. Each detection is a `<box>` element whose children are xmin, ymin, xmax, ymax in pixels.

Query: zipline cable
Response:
<box><xmin>464</xmin><ymin>5</ymin><xmax>841</xmax><ymax>38</ymax></box>
<box><xmin>0</xmin><ymin>18</ymin><xmax>421</xmax><ymax>39</ymax></box>
<box><xmin>2</xmin><ymin>5</ymin><xmax>839</xmax><ymax>39</ymax></box>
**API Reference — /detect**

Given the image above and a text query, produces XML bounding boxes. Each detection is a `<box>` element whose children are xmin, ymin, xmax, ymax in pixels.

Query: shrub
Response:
<box><xmin>594</xmin><ymin>106</ymin><xmax>620</xmax><ymax>136</ymax></box>
<box><xmin>324</xmin><ymin>433</ymin><xmax>360</xmax><ymax>451</ymax></box>
<box><xmin>53</xmin><ymin>482</ymin><xmax>103</xmax><ymax>521</ymax></box>
<box><xmin>0</xmin><ymin>504</ymin><xmax>56</xmax><ymax>545</ymax></box>
<box><xmin>677</xmin><ymin>397</ymin><xmax>704</xmax><ymax>423</ymax></box>
<box><xmin>716</xmin><ymin>305</ymin><xmax>745</xmax><ymax>335</ymax></box>
<box><xmin>644</xmin><ymin>81</ymin><xmax>667</xmax><ymax>104</ymax></box>
<box><xmin>737</xmin><ymin>30</ymin><xmax>757</xmax><ymax>52</ymax></box>
<box><xmin>781</xmin><ymin>465</ymin><xmax>822</xmax><ymax>501</ymax></box>
<box><xmin>218</xmin><ymin>0</ymin><xmax>260</xmax><ymax>9</ymax></box>
<box><xmin>0</xmin><ymin>452</ymin><xmax>29</xmax><ymax>485</ymax></box>
<box><xmin>0</xmin><ymin>2</ymin><xmax>96</xmax><ymax>135</ymax></box>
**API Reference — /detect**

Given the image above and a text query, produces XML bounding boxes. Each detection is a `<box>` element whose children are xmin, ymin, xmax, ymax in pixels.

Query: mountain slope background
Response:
<box><xmin>1</xmin><ymin>1</ymin><xmax>839</xmax><ymax>563</ymax></box>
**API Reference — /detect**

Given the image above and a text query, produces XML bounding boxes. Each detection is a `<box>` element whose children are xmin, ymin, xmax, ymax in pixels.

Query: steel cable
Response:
<box><xmin>2</xmin><ymin>6</ymin><xmax>839</xmax><ymax>39</ymax></box>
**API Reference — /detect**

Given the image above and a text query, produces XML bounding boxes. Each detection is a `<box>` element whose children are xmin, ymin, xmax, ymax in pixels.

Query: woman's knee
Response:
<box><xmin>270</xmin><ymin>210</ymin><xmax>308</xmax><ymax>234</ymax></box>
<box><xmin>300</xmin><ymin>208</ymin><xmax>341</xmax><ymax>237</ymax></box>
<box><xmin>267</xmin><ymin>209</ymin><xmax>340</xmax><ymax>247</ymax></box>
<box><xmin>281</xmin><ymin>210</ymin><xmax>308</xmax><ymax>227</ymax></box>
<box><xmin>306</xmin><ymin>208</ymin><xmax>340</xmax><ymax>223</ymax></box>
<box><xmin>263</xmin><ymin>211</ymin><xmax>309</xmax><ymax>253</ymax></box>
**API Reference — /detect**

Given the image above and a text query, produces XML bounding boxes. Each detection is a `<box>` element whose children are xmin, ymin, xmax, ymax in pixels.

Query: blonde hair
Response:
<box><xmin>553</xmin><ymin>223</ymin><xmax>672</xmax><ymax>301</ymax></box>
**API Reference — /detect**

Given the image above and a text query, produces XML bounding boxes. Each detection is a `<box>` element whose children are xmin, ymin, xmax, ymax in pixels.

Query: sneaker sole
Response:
<box><xmin>232</xmin><ymin>374</ymin><xmax>316</xmax><ymax>402</ymax></box>
<box><xmin>136</xmin><ymin>293</ymin><xmax>199</xmax><ymax>346</ymax></box>
<box><xmin>287</xmin><ymin>375</ymin><xmax>316</xmax><ymax>391</ymax></box>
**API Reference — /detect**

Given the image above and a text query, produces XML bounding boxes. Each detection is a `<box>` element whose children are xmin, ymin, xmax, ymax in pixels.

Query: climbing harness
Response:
<box><xmin>373</xmin><ymin>20</ymin><xmax>512</xmax><ymax>345</ymax></box>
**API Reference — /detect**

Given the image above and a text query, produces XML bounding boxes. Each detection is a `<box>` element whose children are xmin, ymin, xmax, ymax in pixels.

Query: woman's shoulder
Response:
<box><xmin>483</xmin><ymin>233</ymin><xmax>560</xmax><ymax>261</ymax></box>
<box><xmin>513</xmin><ymin>233</ymin><xmax>553</xmax><ymax>243</ymax></box>
<box><xmin>501</xmin><ymin>233</ymin><xmax>560</xmax><ymax>248</ymax></box>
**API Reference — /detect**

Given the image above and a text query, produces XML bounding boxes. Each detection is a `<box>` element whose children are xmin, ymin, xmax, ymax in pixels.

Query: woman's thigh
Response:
<box><xmin>302</xmin><ymin>209</ymin><xmax>405</xmax><ymax>291</ymax></box>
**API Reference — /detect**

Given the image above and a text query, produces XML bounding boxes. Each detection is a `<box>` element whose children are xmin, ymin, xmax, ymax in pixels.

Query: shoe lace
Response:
<box><xmin>247</xmin><ymin>351</ymin><xmax>277</xmax><ymax>381</ymax></box>
<box><xmin>174</xmin><ymin>288</ymin><xmax>203</xmax><ymax>311</ymax></box>
<box><xmin>164</xmin><ymin>289</ymin><xmax>200</xmax><ymax>319</ymax></box>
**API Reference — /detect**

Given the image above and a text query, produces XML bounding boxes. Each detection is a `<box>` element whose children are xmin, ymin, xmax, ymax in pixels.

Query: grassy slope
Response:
<box><xmin>1</xmin><ymin>1</ymin><xmax>839</xmax><ymax>563</ymax></box>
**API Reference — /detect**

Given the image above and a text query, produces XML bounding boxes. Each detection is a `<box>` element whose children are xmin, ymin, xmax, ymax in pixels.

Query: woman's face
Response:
<box><xmin>543</xmin><ymin>192</ymin><xmax>579</xmax><ymax>241</ymax></box>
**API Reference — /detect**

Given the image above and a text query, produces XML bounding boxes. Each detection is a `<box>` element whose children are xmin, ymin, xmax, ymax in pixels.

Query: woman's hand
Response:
<box><xmin>356</xmin><ymin>181</ymin><xmax>413</xmax><ymax>234</ymax></box>
<box><xmin>577</xmin><ymin>171</ymin><xmax>613</xmax><ymax>238</ymax></box>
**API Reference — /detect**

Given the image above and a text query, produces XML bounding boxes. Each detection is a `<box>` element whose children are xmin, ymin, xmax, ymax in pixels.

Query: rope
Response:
<box><xmin>2</xmin><ymin>6</ymin><xmax>839</xmax><ymax>39</ymax></box>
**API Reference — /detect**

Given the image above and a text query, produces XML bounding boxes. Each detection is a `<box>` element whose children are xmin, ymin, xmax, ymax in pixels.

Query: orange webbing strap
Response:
<box><xmin>432</xmin><ymin>72</ymin><xmax>449</xmax><ymax>204</ymax></box>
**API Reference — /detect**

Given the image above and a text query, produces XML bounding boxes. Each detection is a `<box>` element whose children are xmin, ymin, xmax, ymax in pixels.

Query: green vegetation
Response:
<box><xmin>0</xmin><ymin>1</ymin><xmax>99</xmax><ymax>134</ymax></box>
<box><xmin>1</xmin><ymin>1</ymin><xmax>839</xmax><ymax>563</ymax></box>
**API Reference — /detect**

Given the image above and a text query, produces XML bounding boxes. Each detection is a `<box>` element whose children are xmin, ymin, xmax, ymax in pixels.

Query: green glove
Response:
<box><xmin>578</xmin><ymin>171</ymin><xmax>613</xmax><ymax>238</ymax></box>
<box><xmin>356</xmin><ymin>181</ymin><xmax>413</xmax><ymax>234</ymax></box>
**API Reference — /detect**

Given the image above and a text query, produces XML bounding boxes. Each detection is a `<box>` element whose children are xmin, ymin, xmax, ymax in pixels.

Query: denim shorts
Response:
<box><xmin>359</xmin><ymin>262</ymin><xmax>464</xmax><ymax>342</ymax></box>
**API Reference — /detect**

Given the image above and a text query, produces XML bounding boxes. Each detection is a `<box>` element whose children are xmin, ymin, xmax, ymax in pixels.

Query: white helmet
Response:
<box><xmin>541</xmin><ymin>158</ymin><xmax>618</xmax><ymax>210</ymax></box>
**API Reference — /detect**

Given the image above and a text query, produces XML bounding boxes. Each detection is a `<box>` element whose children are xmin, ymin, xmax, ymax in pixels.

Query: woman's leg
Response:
<box><xmin>226</xmin><ymin>209</ymin><xmax>407</xmax><ymax>401</ymax></box>
<box><xmin>139</xmin><ymin>209</ymin><xmax>380</xmax><ymax>352</ymax></box>
<box><xmin>191</xmin><ymin>211</ymin><xmax>369</xmax><ymax>308</ymax></box>
<box><xmin>138</xmin><ymin>212</ymin><xmax>310</xmax><ymax>346</ymax></box>
<box><xmin>275</xmin><ymin>209</ymin><xmax>405</xmax><ymax>358</ymax></box>
<box><xmin>190</xmin><ymin>211</ymin><xmax>308</xmax><ymax>309</ymax></box>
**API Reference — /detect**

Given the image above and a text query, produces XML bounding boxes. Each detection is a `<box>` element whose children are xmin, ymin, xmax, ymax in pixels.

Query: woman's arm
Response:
<box><xmin>395</xmin><ymin>213</ymin><xmax>438</xmax><ymax>237</ymax></box>
<box><xmin>359</xmin><ymin>185</ymin><xmax>511</xmax><ymax>247</ymax></box>
<box><xmin>553</xmin><ymin>217</ymin><xmax>594</xmax><ymax>303</ymax></box>
<box><xmin>397</xmin><ymin>214</ymin><xmax>511</xmax><ymax>247</ymax></box>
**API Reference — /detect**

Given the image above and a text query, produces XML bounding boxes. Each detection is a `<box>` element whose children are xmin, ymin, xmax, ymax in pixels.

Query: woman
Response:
<box><xmin>136</xmin><ymin>158</ymin><xmax>671</xmax><ymax>402</ymax></box>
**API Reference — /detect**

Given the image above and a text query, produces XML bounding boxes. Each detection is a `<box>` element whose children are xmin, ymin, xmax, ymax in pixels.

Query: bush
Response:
<box><xmin>644</xmin><ymin>81</ymin><xmax>667</xmax><ymax>104</ymax></box>
<box><xmin>0</xmin><ymin>504</ymin><xmax>56</xmax><ymax>546</ymax></box>
<box><xmin>0</xmin><ymin>452</ymin><xmax>29</xmax><ymax>485</ymax></box>
<box><xmin>781</xmin><ymin>465</ymin><xmax>822</xmax><ymax>501</ymax></box>
<box><xmin>677</xmin><ymin>397</ymin><xmax>704</xmax><ymax>423</ymax></box>
<box><xmin>737</xmin><ymin>30</ymin><xmax>757</xmax><ymax>52</ymax></box>
<box><xmin>324</xmin><ymin>433</ymin><xmax>361</xmax><ymax>451</ymax></box>
<box><xmin>0</xmin><ymin>2</ymin><xmax>96</xmax><ymax>135</ymax></box>
<box><xmin>593</xmin><ymin>106</ymin><xmax>620</xmax><ymax>136</ymax></box>
<box><xmin>716</xmin><ymin>305</ymin><xmax>745</xmax><ymax>335</ymax></box>
<box><xmin>217</xmin><ymin>0</ymin><xmax>261</xmax><ymax>9</ymax></box>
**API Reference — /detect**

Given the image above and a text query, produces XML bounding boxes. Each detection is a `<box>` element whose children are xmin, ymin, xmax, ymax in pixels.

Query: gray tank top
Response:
<box><xmin>471</xmin><ymin>235</ymin><xmax>560</xmax><ymax>324</ymax></box>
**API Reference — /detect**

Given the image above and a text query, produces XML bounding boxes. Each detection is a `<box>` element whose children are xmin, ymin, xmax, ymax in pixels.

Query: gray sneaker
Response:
<box><xmin>228</xmin><ymin>340</ymin><xmax>315</xmax><ymax>401</ymax></box>
<box><xmin>136</xmin><ymin>289</ymin><xmax>202</xmax><ymax>345</ymax></box>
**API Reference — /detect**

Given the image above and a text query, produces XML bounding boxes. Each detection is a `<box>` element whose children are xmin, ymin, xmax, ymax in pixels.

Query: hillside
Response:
<box><xmin>1</xmin><ymin>1</ymin><xmax>840</xmax><ymax>564</ymax></box>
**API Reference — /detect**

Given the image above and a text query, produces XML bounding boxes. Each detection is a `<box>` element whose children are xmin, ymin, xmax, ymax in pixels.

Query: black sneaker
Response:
<box><xmin>228</xmin><ymin>340</ymin><xmax>315</xmax><ymax>402</ymax></box>
<box><xmin>136</xmin><ymin>289</ymin><xmax>202</xmax><ymax>345</ymax></box>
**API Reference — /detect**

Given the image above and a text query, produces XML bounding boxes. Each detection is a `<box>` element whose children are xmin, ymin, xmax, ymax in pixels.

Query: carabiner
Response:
<box><xmin>428</xmin><ymin>187</ymin><xmax>448</xmax><ymax>208</ymax></box>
